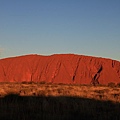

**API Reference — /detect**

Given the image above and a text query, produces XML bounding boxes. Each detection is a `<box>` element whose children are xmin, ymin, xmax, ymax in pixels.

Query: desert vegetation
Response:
<box><xmin>0</xmin><ymin>83</ymin><xmax>120</xmax><ymax>120</ymax></box>
<box><xmin>0</xmin><ymin>82</ymin><xmax>120</xmax><ymax>102</ymax></box>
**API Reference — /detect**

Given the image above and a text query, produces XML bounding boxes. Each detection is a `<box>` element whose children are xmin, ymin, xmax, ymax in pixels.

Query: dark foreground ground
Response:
<box><xmin>0</xmin><ymin>94</ymin><xmax>120</xmax><ymax>120</ymax></box>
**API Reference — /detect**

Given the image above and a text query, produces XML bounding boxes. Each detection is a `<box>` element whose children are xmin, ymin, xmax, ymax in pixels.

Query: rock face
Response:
<box><xmin>0</xmin><ymin>54</ymin><xmax>120</xmax><ymax>84</ymax></box>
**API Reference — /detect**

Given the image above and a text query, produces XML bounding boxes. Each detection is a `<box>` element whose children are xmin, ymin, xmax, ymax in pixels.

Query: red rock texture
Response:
<box><xmin>0</xmin><ymin>54</ymin><xmax>120</xmax><ymax>84</ymax></box>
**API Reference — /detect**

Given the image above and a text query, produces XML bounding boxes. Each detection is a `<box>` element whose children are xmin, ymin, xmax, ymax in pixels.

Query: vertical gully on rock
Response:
<box><xmin>91</xmin><ymin>65</ymin><xmax>103</xmax><ymax>85</ymax></box>
<box><xmin>72</xmin><ymin>58</ymin><xmax>81</xmax><ymax>81</ymax></box>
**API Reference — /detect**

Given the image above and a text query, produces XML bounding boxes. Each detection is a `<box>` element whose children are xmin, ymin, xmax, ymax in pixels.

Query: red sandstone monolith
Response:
<box><xmin>0</xmin><ymin>54</ymin><xmax>120</xmax><ymax>84</ymax></box>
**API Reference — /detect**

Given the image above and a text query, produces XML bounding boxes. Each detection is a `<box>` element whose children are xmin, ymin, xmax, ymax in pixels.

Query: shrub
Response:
<box><xmin>108</xmin><ymin>82</ymin><xmax>116</xmax><ymax>87</ymax></box>
<box><xmin>39</xmin><ymin>81</ymin><xmax>46</xmax><ymax>84</ymax></box>
<box><xmin>22</xmin><ymin>81</ymin><xmax>28</xmax><ymax>84</ymax></box>
<box><xmin>116</xmin><ymin>83</ymin><xmax>120</xmax><ymax>87</ymax></box>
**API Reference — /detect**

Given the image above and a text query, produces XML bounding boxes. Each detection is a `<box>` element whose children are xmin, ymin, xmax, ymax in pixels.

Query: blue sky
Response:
<box><xmin>0</xmin><ymin>0</ymin><xmax>120</xmax><ymax>61</ymax></box>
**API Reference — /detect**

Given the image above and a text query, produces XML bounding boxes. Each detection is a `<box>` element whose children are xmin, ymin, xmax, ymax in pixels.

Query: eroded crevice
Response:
<box><xmin>51</xmin><ymin>61</ymin><xmax>61</xmax><ymax>82</ymax></box>
<box><xmin>72</xmin><ymin>58</ymin><xmax>81</xmax><ymax>81</ymax></box>
<box><xmin>27</xmin><ymin>58</ymin><xmax>41</xmax><ymax>82</ymax></box>
<box><xmin>97</xmin><ymin>65</ymin><xmax>103</xmax><ymax>74</ymax></box>
<box><xmin>111</xmin><ymin>60</ymin><xmax>120</xmax><ymax>80</ymax></box>
<box><xmin>0</xmin><ymin>63</ymin><xmax>8</xmax><ymax>81</ymax></box>
<box><xmin>91</xmin><ymin>65</ymin><xmax>103</xmax><ymax>86</ymax></box>
<box><xmin>112</xmin><ymin>60</ymin><xmax>115</xmax><ymax>68</ymax></box>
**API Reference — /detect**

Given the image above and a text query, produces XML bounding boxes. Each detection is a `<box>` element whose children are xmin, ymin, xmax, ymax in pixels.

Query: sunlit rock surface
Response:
<box><xmin>0</xmin><ymin>54</ymin><xmax>120</xmax><ymax>84</ymax></box>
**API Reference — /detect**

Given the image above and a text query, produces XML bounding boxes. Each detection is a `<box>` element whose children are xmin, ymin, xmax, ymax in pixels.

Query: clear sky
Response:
<box><xmin>0</xmin><ymin>0</ymin><xmax>120</xmax><ymax>61</ymax></box>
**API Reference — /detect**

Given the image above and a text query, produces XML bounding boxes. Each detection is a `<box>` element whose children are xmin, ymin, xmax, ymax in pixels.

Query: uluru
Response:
<box><xmin>0</xmin><ymin>54</ymin><xmax>120</xmax><ymax>85</ymax></box>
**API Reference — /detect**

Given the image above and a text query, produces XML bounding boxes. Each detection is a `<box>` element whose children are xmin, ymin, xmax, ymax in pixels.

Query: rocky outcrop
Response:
<box><xmin>0</xmin><ymin>54</ymin><xmax>120</xmax><ymax>84</ymax></box>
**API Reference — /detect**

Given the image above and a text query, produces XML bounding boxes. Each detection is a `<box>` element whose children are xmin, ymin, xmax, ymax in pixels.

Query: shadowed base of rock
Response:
<box><xmin>0</xmin><ymin>94</ymin><xmax>120</xmax><ymax>120</ymax></box>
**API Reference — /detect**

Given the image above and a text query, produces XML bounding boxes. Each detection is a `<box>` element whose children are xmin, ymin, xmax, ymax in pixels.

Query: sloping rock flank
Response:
<box><xmin>0</xmin><ymin>54</ymin><xmax>120</xmax><ymax>84</ymax></box>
